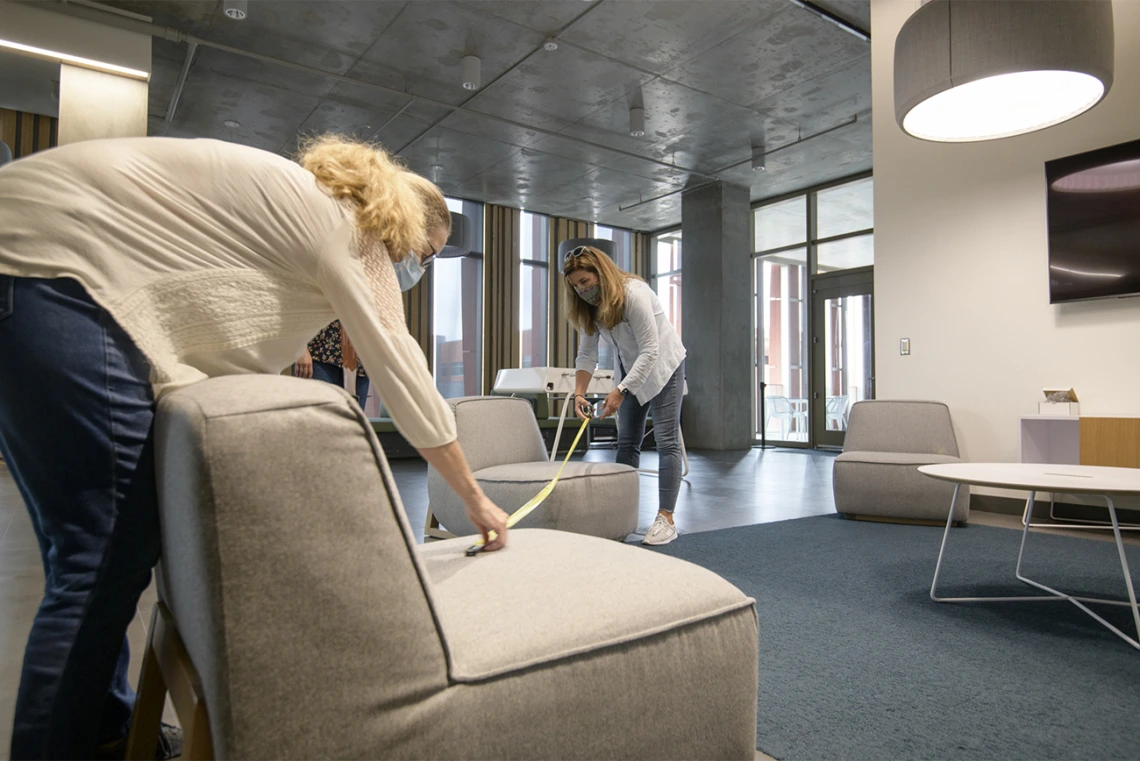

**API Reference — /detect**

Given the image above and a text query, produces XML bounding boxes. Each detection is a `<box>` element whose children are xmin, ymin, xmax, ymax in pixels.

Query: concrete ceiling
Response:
<box><xmin>53</xmin><ymin>0</ymin><xmax>873</xmax><ymax>232</ymax></box>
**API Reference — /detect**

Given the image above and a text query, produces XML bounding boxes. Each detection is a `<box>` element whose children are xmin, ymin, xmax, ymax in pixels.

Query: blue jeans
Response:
<box><xmin>0</xmin><ymin>275</ymin><xmax>160</xmax><ymax>759</ymax></box>
<box><xmin>616</xmin><ymin>362</ymin><xmax>685</xmax><ymax>514</ymax></box>
<box><xmin>310</xmin><ymin>360</ymin><xmax>370</xmax><ymax>410</ymax></box>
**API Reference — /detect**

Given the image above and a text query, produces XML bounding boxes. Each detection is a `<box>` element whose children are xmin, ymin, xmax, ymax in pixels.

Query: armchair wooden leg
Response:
<box><xmin>125</xmin><ymin>606</ymin><xmax>165</xmax><ymax>761</ymax></box>
<box><xmin>126</xmin><ymin>602</ymin><xmax>215</xmax><ymax>760</ymax></box>
<box><xmin>423</xmin><ymin>507</ymin><xmax>456</xmax><ymax>541</ymax></box>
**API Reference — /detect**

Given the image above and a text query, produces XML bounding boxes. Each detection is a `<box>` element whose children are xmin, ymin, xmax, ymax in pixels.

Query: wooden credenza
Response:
<box><xmin>1019</xmin><ymin>415</ymin><xmax>1140</xmax><ymax>468</ymax></box>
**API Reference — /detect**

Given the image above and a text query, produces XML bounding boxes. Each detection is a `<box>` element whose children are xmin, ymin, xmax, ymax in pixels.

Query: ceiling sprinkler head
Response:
<box><xmin>543</xmin><ymin>37</ymin><xmax>559</xmax><ymax>51</ymax></box>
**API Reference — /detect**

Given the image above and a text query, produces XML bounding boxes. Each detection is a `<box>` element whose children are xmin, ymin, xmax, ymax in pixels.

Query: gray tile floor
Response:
<box><xmin>1</xmin><ymin>446</ymin><xmax>1134</xmax><ymax>759</ymax></box>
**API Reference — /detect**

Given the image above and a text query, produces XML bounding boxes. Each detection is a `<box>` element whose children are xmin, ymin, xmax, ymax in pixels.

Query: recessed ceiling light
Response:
<box><xmin>543</xmin><ymin>37</ymin><xmax>559</xmax><ymax>51</ymax></box>
<box><xmin>223</xmin><ymin>0</ymin><xmax>247</xmax><ymax>20</ymax></box>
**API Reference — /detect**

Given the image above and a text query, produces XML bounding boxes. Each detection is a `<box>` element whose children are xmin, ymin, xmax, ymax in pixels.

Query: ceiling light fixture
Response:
<box><xmin>543</xmin><ymin>37</ymin><xmax>559</xmax><ymax>52</ymax></box>
<box><xmin>629</xmin><ymin>106</ymin><xmax>645</xmax><ymax>138</ymax></box>
<box><xmin>0</xmin><ymin>38</ymin><xmax>149</xmax><ymax>80</ymax></box>
<box><xmin>223</xmin><ymin>119</ymin><xmax>240</xmax><ymax>129</ymax></box>
<box><xmin>461</xmin><ymin>55</ymin><xmax>481</xmax><ymax>90</ymax></box>
<box><xmin>751</xmin><ymin>144</ymin><xmax>766</xmax><ymax>172</ymax></box>
<box><xmin>894</xmin><ymin>0</ymin><xmax>1113</xmax><ymax>142</ymax></box>
<box><xmin>223</xmin><ymin>0</ymin><xmax>247</xmax><ymax>20</ymax></box>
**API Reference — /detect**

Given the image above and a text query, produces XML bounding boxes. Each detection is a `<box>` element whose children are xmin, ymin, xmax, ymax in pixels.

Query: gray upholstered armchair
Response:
<box><xmin>426</xmin><ymin>396</ymin><xmax>639</xmax><ymax>542</ymax></box>
<box><xmin>129</xmin><ymin>376</ymin><xmax>758</xmax><ymax>760</ymax></box>
<box><xmin>833</xmin><ymin>400</ymin><xmax>970</xmax><ymax>525</ymax></box>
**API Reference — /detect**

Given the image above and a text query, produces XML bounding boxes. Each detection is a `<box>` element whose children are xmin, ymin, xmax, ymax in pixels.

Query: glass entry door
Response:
<box><xmin>812</xmin><ymin>274</ymin><xmax>874</xmax><ymax>448</ymax></box>
<box><xmin>754</xmin><ymin>250</ymin><xmax>810</xmax><ymax>444</ymax></box>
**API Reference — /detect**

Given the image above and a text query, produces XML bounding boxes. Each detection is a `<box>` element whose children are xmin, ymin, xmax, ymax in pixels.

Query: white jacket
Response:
<box><xmin>574</xmin><ymin>279</ymin><xmax>686</xmax><ymax>404</ymax></box>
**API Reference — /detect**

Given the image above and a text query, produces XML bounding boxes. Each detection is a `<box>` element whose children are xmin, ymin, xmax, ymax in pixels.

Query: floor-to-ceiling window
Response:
<box><xmin>434</xmin><ymin>197</ymin><xmax>484</xmax><ymax>397</ymax></box>
<box><xmin>752</xmin><ymin>174</ymin><xmax>873</xmax><ymax>446</ymax></box>
<box><xmin>594</xmin><ymin>224</ymin><xmax>633</xmax><ymax>271</ymax></box>
<box><xmin>520</xmin><ymin>211</ymin><xmax>550</xmax><ymax>369</ymax></box>
<box><xmin>652</xmin><ymin>229</ymin><xmax>682</xmax><ymax>339</ymax></box>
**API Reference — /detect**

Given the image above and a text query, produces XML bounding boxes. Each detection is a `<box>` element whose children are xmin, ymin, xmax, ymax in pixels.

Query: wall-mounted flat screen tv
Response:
<box><xmin>1045</xmin><ymin>137</ymin><xmax>1140</xmax><ymax>304</ymax></box>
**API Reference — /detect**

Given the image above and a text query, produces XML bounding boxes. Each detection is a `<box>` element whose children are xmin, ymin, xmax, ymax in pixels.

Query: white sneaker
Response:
<box><xmin>641</xmin><ymin>514</ymin><xmax>678</xmax><ymax>546</ymax></box>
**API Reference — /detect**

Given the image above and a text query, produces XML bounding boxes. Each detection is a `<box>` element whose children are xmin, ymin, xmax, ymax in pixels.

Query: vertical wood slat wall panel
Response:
<box><xmin>548</xmin><ymin>217</ymin><xmax>592</xmax><ymax>368</ymax></box>
<box><xmin>402</xmin><ymin>271</ymin><xmax>433</xmax><ymax>371</ymax></box>
<box><xmin>631</xmin><ymin>232</ymin><xmax>651</xmax><ymax>280</ymax></box>
<box><xmin>0</xmin><ymin>108</ymin><xmax>58</xmax><ymax>160</ymax></box>
<box><xmin>484</xmin><ymin>205</ymin><xmax>521</xmax><ymax>392</ymax></box>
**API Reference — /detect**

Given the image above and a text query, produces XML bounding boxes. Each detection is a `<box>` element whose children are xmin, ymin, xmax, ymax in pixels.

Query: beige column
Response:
<box><xmin>57</xmin><ymin>64</ymin><xmax>148</xmax><ymax>144</ymax></box>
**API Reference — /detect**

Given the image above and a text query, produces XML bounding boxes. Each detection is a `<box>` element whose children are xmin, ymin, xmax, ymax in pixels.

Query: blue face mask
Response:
<box><xmin>394</xmin><ymin>254</ymin><xmax>427</xmax><ymax>292</ymax></box>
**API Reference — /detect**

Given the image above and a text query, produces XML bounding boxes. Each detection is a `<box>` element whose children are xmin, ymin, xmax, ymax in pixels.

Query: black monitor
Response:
<box><xmin>1045</xmin><ymin>137</ymin><xmax>1140</xmax><ymax>304</ymax></box>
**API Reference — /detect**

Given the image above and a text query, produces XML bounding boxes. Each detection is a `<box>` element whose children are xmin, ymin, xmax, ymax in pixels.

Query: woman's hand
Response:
<box><xmin>294</xmin><ymin>348</ymin><xmax>313</xmax><ymax>379</ymax></box>
<box><xmin>574</xmin><ymin>395</ymin><xmax>593</xmax><ymax>421</ymax></box>
<box><xmin>597</xmin><ymin>388</ymin><xmax>624</xmax><ymax>420</ymax></box>
<box><xmin>465</xmin><ymin>492</ymin><xmax>510</xmax><ymax>551</ymax></box>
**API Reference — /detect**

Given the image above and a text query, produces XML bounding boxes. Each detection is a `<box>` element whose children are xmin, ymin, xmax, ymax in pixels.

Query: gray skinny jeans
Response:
<box><xmin>615</xmin><ymin>361</ymin><xmax>684</xmax><ymax>513</ymax></box>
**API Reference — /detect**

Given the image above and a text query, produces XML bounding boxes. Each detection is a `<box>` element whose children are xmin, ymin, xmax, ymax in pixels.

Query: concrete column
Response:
<box><xmin>58</xmin><ymin>64</ymin><xmax>148</xmax><ymax>144</ymax></box>
<box><xmin>680</xmin><ymin>181</ymin><xmax>753</xmax><ymax>450</ymax></box>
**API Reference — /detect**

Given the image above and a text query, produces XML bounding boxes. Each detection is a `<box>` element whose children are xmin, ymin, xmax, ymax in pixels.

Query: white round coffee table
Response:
<box><xmin>919</xmin><ymin>462</ymin><xmax>1140</xmax><ymax>650</ymax></box>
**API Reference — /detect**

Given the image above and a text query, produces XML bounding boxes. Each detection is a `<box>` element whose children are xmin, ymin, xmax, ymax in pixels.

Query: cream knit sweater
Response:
<box><xmin>0</xmin><ymin>137</ymin><xmax>456</xmax><ymax>449</ymax></box>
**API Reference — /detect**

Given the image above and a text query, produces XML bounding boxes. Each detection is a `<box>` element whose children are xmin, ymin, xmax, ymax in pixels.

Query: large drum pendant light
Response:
<box><xmin>894</xmin><ymin>0</ymin><xmax>1114</xmax><ymax>142</ymax></box>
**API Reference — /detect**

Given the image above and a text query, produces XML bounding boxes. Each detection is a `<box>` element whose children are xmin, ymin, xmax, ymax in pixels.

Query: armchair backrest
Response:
<box><xmin>154</xmin><ymin>376</ymin><xmax>449</xmax><ymax>759</ymax></box>
<box><xmin>842</xmin><ymin>400</ymin><xmax>960</xmax><ymax>456</ymax></box>
<box><xmin>446</xmin><ymin>396</ymin><xmax>549</xmax><ymax>470</ymax></box>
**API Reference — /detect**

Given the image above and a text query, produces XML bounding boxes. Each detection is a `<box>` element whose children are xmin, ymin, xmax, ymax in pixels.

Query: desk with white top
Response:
<box><xmin>919</xmin><ymin>462</ymin><xmax>1140</xmax><ymax>650</ymax></box>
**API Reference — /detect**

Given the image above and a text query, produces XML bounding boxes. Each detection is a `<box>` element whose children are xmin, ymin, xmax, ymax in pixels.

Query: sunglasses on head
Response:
<box><xmin>567</xmin><ymin>245</ymin><xmax>592</xmax><ymax>259</ymax></box>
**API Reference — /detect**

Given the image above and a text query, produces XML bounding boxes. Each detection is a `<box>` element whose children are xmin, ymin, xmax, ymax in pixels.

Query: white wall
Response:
<box><xmin>58</xmin><ymin>64</ymin><xmax>148</xmax><ymax>144</ymax></box>
<box><xmin>871</xmin><ymin>0</ymin><xmax>1140</xmax><ymax>476</ymax></box>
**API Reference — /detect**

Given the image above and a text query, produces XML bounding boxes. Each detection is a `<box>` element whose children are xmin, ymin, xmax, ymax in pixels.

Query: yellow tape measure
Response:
<box><xmin>465</xmin><ymin>414</ymin><xmax>592</xmax><ymax>555</ymax></box>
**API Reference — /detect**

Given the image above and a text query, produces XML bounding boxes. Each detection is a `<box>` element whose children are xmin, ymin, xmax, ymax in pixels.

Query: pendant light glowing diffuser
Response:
<box><xmin>894</xmin><ymin>0</ymin><xmax>1113</xmax><ymax>143</ymax></box>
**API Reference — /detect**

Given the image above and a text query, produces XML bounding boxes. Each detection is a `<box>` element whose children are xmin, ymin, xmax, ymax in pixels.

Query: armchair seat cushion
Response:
<box><xmin>420</xmin><ymin>529</ymin><xmax>755</xmax><ymax>681</ymax></box>
<box><xmin>835</xmin><ymin>451</ymin><xmax>961</xmax><ymax>466</ymax></box>
<box><xmin>462</xmin><ymin>462</ymin><xmax>637</xmax><ymax>540</ymax></box>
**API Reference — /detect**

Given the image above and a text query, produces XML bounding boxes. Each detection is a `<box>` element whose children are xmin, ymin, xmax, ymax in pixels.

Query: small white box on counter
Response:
<box><xmin>1038</xmin><ymin>387</ymin><xmax>1080</xmax><ymax>416</ymax></box>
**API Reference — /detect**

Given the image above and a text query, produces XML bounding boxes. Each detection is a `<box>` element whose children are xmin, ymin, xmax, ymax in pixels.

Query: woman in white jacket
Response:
<box><xmin>0</xmin><ymin>135</ymin><xmax>508</xmax><ymax>760</ymax></box>
<box><xmin>563</xmin><ymin>246</ymin><xmax>687</xmax><ymax>546</ymax></box>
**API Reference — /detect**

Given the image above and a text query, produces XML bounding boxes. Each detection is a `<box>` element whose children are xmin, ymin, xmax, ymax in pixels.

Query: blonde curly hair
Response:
<box><xmin>297</xmin><ymin>135</ymin><xmax>450</xmax><ymax>261</ymax></box>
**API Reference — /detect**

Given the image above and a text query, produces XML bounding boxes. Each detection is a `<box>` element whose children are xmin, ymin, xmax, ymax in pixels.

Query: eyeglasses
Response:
<box><xmin>567</xmin><ymin>245</ymin><xmax>591</xmax><ymax>259</ymax></box>
<box><xmin>420</xmin><ymin>243</ymin><xmax>444</xmax><ymax>269</ymax></box>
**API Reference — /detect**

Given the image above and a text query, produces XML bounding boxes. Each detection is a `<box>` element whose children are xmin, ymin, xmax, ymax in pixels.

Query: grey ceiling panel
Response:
<box><xmin>77</xmin><ymin>0</ymin><xmax>874</xmax><ymax>231</ymax></box>
<box><xmin>457</xmin><ymin>1</ymin><xmax>598</xmax><ymax>36</ymax></box>
<box><xmin>567</xmin><ymin>76</ymin><xmax>802</xmax><ymax>174</ymax></box>
<box><xmin>451</xmin><ymin>149</ymin><xmax>593</xmax><ymax>210</ymax></box>
<box><xmin>668</xmin><ymin>5</ymin><xmax>869</xmax><ymax>114</ymax></box>
<box><xmin>560</xmin><ymin>0</ymin><xmax>786</xmax><ymax>75</ymax></box>
<box><xmin>814</xmin><ymin>0</ymin><xmax>872</xmax><ymax>32</ymax></box>
<box><xmin>109</xmin><ymin>0</ymin><xmax>407</xmax><ymax>75</ymax></box>
<box><xmin>395</xmin><ymin>125</ymin><xmax>522</xmax><ymax>189</ymax></box>
<box><xmin>346</xmin><ymin>1</ymin><xmax>545</xmax><ymax>108</ymax></box>
<box><xmin>189</xmin><ymin>45</ymin><xmax>337</xmax><ymax>98</ymax></box>
<box><xmin>165</xmin><ymin>65</ymin><xmax>325</xmax><ymax>152</ymax></box>
<box><xmin>464</xmin><ymin>42</ymin><xmax>654</xmax><ymax>133</ymax></box>
<box><xmin>752</xmin><ymin>55</ymin><xmax>871</xmax><ymax>132</ymax></box>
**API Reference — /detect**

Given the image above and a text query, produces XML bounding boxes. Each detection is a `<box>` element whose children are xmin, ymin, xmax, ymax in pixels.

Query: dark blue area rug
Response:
<box><xmin>646</xmin><ymin>515</ymin><xmax>1140</xmax><ymax>761</ymax></box>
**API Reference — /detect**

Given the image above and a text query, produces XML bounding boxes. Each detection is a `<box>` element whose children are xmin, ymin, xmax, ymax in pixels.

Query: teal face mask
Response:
<box><xmin>575</xmin><ymin>283</ymin><xmax>602</xmax><ymax>306</ymax></box>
